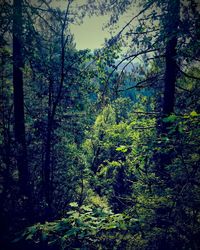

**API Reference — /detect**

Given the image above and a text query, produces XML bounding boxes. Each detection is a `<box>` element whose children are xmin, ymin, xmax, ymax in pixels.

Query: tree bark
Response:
<box><xmin>155</xmin><ymin>2</ymin><xmax>180</xmax><ymax>245</ymax></box>
<box><xmin>162</xmin><ymin>0</ymin><xmax>180</xmax><ymax>117</ymax></box>
<box><xmin>13</xmin><ymin>0</ymin><xmax>29</xmax><ymax>196</ymax></box>
<box><xmin>43</xmin><ymin>78</ymin><xmax>53</xmax><ymax>218</ymax></box>
<box><xmin>42</xmin><ymin>1</ymin><xmax>72</xmax><ymax>219</ymax></box>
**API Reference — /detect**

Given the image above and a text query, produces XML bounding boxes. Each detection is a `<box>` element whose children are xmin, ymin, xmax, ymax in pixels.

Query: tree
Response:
<box><xmin>162</xmin><ymin>0</ymin><xmax>180</xmax><ymax>117</ymax></box>
<box><xmin>13</xmin><ymin>0</ymin><xmax>30</xmax><ymax>197</ymax></box>
<box><xmin>20</xmin><ymin>0</ymin><xmax>96</xmax><ymax>219</ymax></box>
<box><xmin>1</xmin><ymin>0</ymin><xmax>200</xmax><ymax>249</ymax></box>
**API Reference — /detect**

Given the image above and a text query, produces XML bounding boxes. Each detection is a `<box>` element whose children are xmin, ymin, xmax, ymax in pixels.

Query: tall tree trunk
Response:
<box><xmin>156</xmin><ymin>2</ymin><xmax>180</xmax><ymax>248</ymax></box>
<box><xmin>156</xmin><ymin>0</ymin><xmax>180</xmax><ymax>175</ymax></box>
<box><xmin>162</xmin><ymin>0</ymin><xmax>180</xmax><ymax>117</ymax></box>
<box><xmin>43</xmin><ymin>78</ymin><xmax>53</xmax><ymax>219</ymax></box>
<box><xmin>42</xmin><ymin>0</ymin><xmax>71</xmax><ymax>219</ymax></box>
<box><xmin>13</xmin><ymin>0</ymin><xmax>29</xmax><ymax>196</ymax></box>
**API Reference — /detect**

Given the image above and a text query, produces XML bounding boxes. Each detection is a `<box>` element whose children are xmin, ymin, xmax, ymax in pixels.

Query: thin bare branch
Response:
<box><xmin>177</xmin><ymin>66</ymin><xmax>200</xmax><ymax>81</ymax></box>
<box><xmin>108</xmin><ymin>0</ymin><xmax>155</xmax><ymax>45</ymax></box>
<box><xmin>118</xmin><ymin>74</ymin><xmax>163</xmax><ymax>92</ymax></box>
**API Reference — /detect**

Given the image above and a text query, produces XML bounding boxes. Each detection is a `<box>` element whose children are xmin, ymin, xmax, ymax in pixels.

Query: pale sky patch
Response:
<box><xmin>70</xmin><ymin>15</ymin><xmax>110</xmax><ymax>50</ymax></box>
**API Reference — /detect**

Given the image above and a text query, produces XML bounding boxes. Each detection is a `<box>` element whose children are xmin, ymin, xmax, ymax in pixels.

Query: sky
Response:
<box><xmin>51</xmin><ymin>0</ymin><xmax>138</xmax><ymax>51</ymax></box>
<box><xmin>70</xmin><ymin>15</ymin><xmax>110</xmax><ymax>50</ymax></box>
<box><xmin>67</xmin><ymin>1</ymin><xmax>136</xmax><ymax>51</ymax></box>
<box><xmin>52</xmin><ymin>0</ymin><xmax>112</xmax><ymax>50</ymax></box>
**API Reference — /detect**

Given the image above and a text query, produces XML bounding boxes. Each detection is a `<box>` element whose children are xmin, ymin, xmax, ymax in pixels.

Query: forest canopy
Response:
<box><xmin>0</xmin><ymin>0</ymin><xmax>200</xmax><ymax>249</ymax></box>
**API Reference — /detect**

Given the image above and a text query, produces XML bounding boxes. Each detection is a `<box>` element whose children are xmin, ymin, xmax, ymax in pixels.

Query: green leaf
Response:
<box><xmin>190</xmin><ymin>111</ymin><xmax>198</xmax><ymax>117</ymax></box>
<box><xmin>116</xmin><ymin>145</ymin><xmax>128</xmax><ymax>153</ymax></box>
<box><xmin>104</xmin><ymin>223</ymin><xmax>117</xmax><ymax>229</ymax></box>
<box><xmin>81</xmin><ymin>205</ymin><xmax>93</xmax><ymax>212</ymax></box>
<box><xmin>25</xmin><ymin>234</ymin><xmax>34</xmax><ymax>240</ymax></box>
<box><xmin>65</xmin><ymin>228</ymin><xmax>79</xmax><ymax>237</ymax></box>
<box><xmin>163</xmin><ymin>114</ymin><xmax>177</xmax><ymax>123</ymax></box>
<box><xmin>69</xmin><ymin>202</ymin><xmax>79</xmax><ymax>208</ymax></box>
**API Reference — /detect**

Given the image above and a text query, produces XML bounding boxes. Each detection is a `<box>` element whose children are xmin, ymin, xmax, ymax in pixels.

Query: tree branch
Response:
<box><xmin>107</xmin><ymin>0</ymin><xmax>155</xmax><ymax>46</ymax></box>
<box><xmin>178</xmin><ymin>66</ymin><xmax>200</xmax><ymax>81</ymax></box>
<box><xmin>118</xmin><ymin>74</ymin><xmax>163</xmax><ymax>92</ymax></box>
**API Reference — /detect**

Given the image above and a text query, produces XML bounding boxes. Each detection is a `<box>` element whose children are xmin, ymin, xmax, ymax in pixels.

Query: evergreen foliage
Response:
<box><xmin>0</xmin><ymin>0</ymin><xmax>200</xmax><ymax>249</ymax></box>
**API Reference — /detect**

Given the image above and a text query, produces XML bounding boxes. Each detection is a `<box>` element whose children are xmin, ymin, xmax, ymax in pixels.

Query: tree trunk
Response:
<box><xmin>13</xmin><ymin>0</ymin><xmax>29</xmax><ymax>196</ymax></box>
<box><xmin>43</xmin><ymin>78</ymin><xmax>53</xmax><ymax>219</ymax></box>
<box><xmin>155</xmin><ymin>1</ymin><xmax>180</xmax><ymax>242</ymax></box>
<box><xmin>162</xmin><ymin>0</ymin><xmax>180</xmax><ymax>117</ymax></box>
